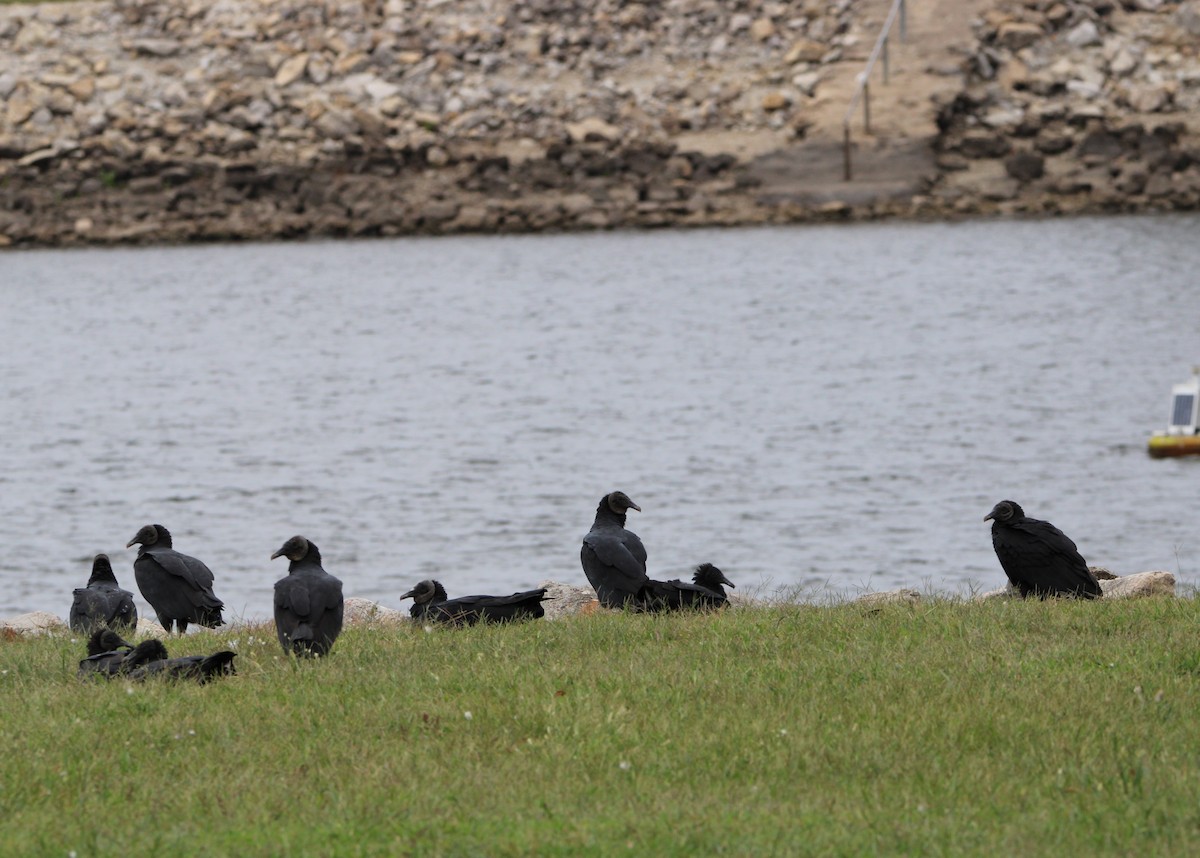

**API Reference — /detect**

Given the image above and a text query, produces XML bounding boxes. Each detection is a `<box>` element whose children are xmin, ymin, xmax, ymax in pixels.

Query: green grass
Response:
<box><xmin>4</xmin><ymin>598</ymin><xmax>1200</xmax><ymax>855</ymax></box>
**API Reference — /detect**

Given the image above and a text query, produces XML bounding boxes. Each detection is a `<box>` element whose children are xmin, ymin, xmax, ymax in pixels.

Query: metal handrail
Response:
<box><xmin>842</xmin><ymin>0</ymin><xmax>908</xmax><ymax>180</ymax></box>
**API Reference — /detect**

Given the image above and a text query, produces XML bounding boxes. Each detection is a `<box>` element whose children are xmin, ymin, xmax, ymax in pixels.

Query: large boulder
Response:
<box><xmin>342</xmin><ymin>597</ymin><xmax>407</xmax><ymax>626</ymax></box>
<box><xmin>1099</xmin><ymin>571</ymin><xmax>1175</xmax><ymax>599</ymax></box>
<box><xmin>0</xmin><ymin>611</ymin><xmax>68</xmax><ymax>637</ymax></box>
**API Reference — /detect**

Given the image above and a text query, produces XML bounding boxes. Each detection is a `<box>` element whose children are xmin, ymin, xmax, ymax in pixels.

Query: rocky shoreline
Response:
<box><xmin>0</xmin><ymin>0</ymin><xmax>1197</xmax><ymax>247</ymax></box>
<box><xmin>0</xmin><ymin>570</ymin><xmax>1179</xmax><ymax>637</ymax></box>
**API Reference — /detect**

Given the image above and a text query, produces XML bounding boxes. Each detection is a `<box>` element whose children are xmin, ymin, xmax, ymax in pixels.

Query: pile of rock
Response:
<box><xmin>931</xmin><ymin>0</ymin><xmax>1200</xmax><ymax>214</ymax></box>
<box><xmin>0</xmin><ymin>0</ymin><xmax>860</xmax><ymax>244</ymax></box>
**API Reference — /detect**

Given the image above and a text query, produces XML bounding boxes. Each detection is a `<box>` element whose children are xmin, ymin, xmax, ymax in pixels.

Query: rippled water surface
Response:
<box><xmin>3</xmin><ymin>215</ymin><xmax>1199</xmax><ymax>620</ymax></box>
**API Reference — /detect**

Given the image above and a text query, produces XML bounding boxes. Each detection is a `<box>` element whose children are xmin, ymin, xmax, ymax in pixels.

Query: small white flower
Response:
<box><xmin>779</xmin><ymin>729</ymin><xmax>788</xmax><ymax>736</ymax></box>
<box><xmin>125</xmin><ymin>685</ymin><xmax>134</xmax><ymax>695</ymax></box>
<box><xmin>423</xmin><ymin>625</ymin><xmax>434</xmax><ymax>634</ymax></box>
<box><xmin>618</xmin><ymin>761</ymin><xmax>631</xmax><ymax>771</ymax></box>
<box><xmin>187</xmin><ymin>729</ymin><xmax>196</xmax><ymax>736</ymax></box>
<box><xmin>463</xmin><ymin>711</ymin><xmax>472</xmax><ymax>720</ymax></box>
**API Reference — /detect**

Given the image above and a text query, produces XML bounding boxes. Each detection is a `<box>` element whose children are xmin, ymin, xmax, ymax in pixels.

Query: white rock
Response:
<box><xmin>565</xmin><ymin>116</ymin><xmax>621</xmax><ymax>143</ymax></box>
<box><xmin>1099</xmin><ymin>571</ymin><xmax>1175</xmax><ymax>599</ymax></box>
<box><xmin>854</xmin><ymin>588</ymin><xmax>921</xmax><ymax>607</ymax></box>
<box><xmin>1124</xmin><ymin>83</ymin><xmax>1170</xmax><ymax>113</ymax></box>
<box><xmin>791</xmin><ymin>71</ymin><xmax>820</xmax><ymax>96</ymax></box>
<box><xmin>274</xmin><ymin>53</ymin><xmax>309</xmax><ymax>87</ymax></box>
<box><xmin>983</xmin><ymin>106</ymin><xmax>1025</xmax><ymax>128</ymax></box>
<box><xmin>135</xmin><ymin>617</ymin><xmax>168</xmax><ymax>637</ymax></box>
<box><xmin>0</xmin><ymin>611</ymin><xmax>68</xmax><ymax>636</ymax></box>
<box><xmin>974</xmin><ymin>585</ymin><xmax>1020</xmax><ymax>601</ymax></box>
<box><xmin>1065</xmin><ymin>21</ymin><xmax>1101</xmax><ymax>49</ymax></box>
<box><xmin>1108</xmin><ymin>48</ymin><xmax>1139</xmax><ymax>78</ymax></box>
<box><xmin>538</xmin><ymin>580</ymin><xmax>600</xmax><ymax>619</ymax></box>
<box><xmin>342</xmin><ymin>597</ymin><xmax>407</xmax><ymax>625</ymax></box>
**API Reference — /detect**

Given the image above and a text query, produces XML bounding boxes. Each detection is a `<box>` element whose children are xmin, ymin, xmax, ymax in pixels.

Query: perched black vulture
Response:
<box><xmin>270</xmin><ymin>535</ymin><xmax>345</xmax><ymax>658</ymax></box>
<box><xmin>984</xmin><ymin>500</ymin><xmax>1102</xmax><ymax>599</ymax></box>
<box><xmin>400</xmin><ymin>579</ymin><xmax>549</xmax><ymax>625</ymax></box>
<box><xmin>580</xmin><ymin>491</ymin><xmax>648</xmax><ymax>608</ymax></box>
<box><xmin>126</xmin><ymin>524</ymin><xmax>224</xmax><ymax>633</ymax></box>
<box><xmin>70</xmin><ymin>554</ymin><xmax>138</xmax><ymax>633</ymax></box>
<box><xmin>125</xmin><ymin>650</ymin><xmax>237</xmax><ymax>684</ymax></box>
<box><xmin>637</xmin><ymin>563</ymin><xmax>736</xmax><ymax>611</ymax></box>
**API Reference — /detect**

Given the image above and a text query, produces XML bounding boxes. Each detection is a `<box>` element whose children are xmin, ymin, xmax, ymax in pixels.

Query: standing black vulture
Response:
<box><xmin>984</xmin><ymin>500</ymin><xmax>1102</xmax><ymax>599</ymax></box>
<box><xmin>400</xmin><ymin>579</ymin><xmax>549</xmax><ymax>625</ymax></box>
<box><xmin>580</xmin><ymin>491</ymin><xmax>648</xmax><ymax>608</ymax></box>
<box><xmin>69</xmin><ymin>553</ymin><xmax>139</xmax><ymax>633</ymax></box>
<box><xmin>637</xmin><ymin>563</ymin><xmax>736</xmax><ymax>611</ymax></box>
<box><xmin>270</xmin><ymin>535</ymin><xmax>345</xmax><ymax>658</ymax></box>
<box><xmin>126</xmin><ymin>524</ymin><xmax>225</xmax><ymax>633</ymax></box>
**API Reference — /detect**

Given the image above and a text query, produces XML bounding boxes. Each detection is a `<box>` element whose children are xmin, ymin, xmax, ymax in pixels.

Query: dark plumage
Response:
<box><xmin>78</xmin><ymin>628</ymin><xmax>134</xmax><ymax>677</ymax></box>
<box><xmin>125</xmin><ymin>650</ymin><xmax>237</xmax><ymax>683</ymax></box>
<box><xmin>78</xmin><ymin>631</ymin><xmax>167</xmax><ymax>678</ymax></box>
<box><xmin>70</xmin><ymin>554</ymin><xmax>138</xmax><ymax>633</ymax></box>
<box><xmin>126</xmin><ymin>524</ymin><xmax>224</xmax><ymax>633</ymax></box>
<box><xmin>400</xmin><ymin>579</ymin><xmax>549</xmax><ymax>625</ymax></box>
<box><xmin>271</xmin><ymin>535</ymin><xmax>345</xmax><ymax>658</ymax></box>
<box><xmin>984</xmin><ymin>500</ymin><xmax>1102</xmax><ymax>600</ymax></box>
<box><xmin>580</xmin><ymin>491</ymin><xmax>648</xmax><ymax>608</ymax></box>
<box><xmin>637</xmin><ymin>563</ymin><xmax>736</xmax><ymax>611</ymax></box>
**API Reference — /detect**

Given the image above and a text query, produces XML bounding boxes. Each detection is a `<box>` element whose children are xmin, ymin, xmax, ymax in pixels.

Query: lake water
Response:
<box><xmin>2</xmin><ymin>215</ymin><xmax>1199</xmax><ymax>622</ymax></box>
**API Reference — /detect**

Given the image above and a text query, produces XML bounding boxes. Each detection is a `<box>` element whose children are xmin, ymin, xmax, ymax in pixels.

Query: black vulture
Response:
<box><xmin>126</xmin><ymin>524</ymin><xmax>225</xmax><ymax>633</ymax></box>
<box><xmin>77</xmin><ymin>628</ymin><xmax>134</xmax><ymax>677</ymax></box>
<box><xmin>580</xmin><ymin>491</ymin><xmax>648</xmax><ymax>608</ymax></box>
<box><xmin>77</xmin><ymin>632</ymin><xmax>168</xmax><ymax>679</ymax></box>
<box><xmin>124</xmin><ymin>650</ymin><xmax>237</xmax><ymax>683</ymax></box>
<box><xmin>270</xmin><ymin>535</ymin><xmax>345</xmax><ymax>657</ymax></box>
<box><xmin>400</xmin><ymin>579</ymin><xmax>549</xmax><ymax>625</ymax></box>
<box><xmin>637</xmin><ymin>563</ymin><xmax>736</xmax><ymax>611</ymax></box>
<box><xmin>69</xmin><ymin>554</ymin><xmax>138</xmax><ymax>633</ymax></box>
<box><xmin>984</xmin><ymin>500</ymin><xmax>1102</xmax><ymax>599</ymax></box>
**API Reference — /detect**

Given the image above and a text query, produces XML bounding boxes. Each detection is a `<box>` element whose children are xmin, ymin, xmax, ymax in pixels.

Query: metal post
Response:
<box><xmin>883</xmin><ymin>36</ymin><xmax>889</xmax><ymax>85</ymax></box>
<box><xmin>843</xmin><ymin>124</ymin><xmax>852</xmax><ymax>181</ymax></box>
<box><xmin>863</xmin><ymin>81</ymin><xmax>871</xmax><ymax>134</ymax></box>
<box><xmin>900</xmin><ymin>0</ymin><xmax>907</xmax><ymax>42</ymax></box>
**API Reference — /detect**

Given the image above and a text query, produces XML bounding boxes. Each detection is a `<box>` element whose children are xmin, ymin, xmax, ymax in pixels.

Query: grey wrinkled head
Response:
<box><xmin>605</xmin><ymin>491</ymin><xmax>641</xmax><ymax>515</ymax></box>
<box><xmin>400</xmin><ymin>580</ymin><xmax>448</xmax><ymax>606</ymax></box>
<box><xmin>271</xmin><ymin>535</ymin><xmax>311</xmax><ymax>562</ymax></box>
<box><xmin>126</xmin><ymin>523</ymin><xmax>170</xmax><ymax>549</ymax></box>
<box><xmin>984</xmin><ymin>500</ymin><xmax>1025</xmax><ymax>524</ymax></box>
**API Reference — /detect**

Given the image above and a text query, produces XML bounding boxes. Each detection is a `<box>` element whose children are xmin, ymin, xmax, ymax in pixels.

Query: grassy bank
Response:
<box><xmin>3</xmin><ymin>598</ymin><xmax>1200</xmax><ymax>855</ymax></box>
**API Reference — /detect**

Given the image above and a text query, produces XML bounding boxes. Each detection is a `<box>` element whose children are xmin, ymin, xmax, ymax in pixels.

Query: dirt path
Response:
<box><xmin>808</xmin><ymin>0</ymin><xmax>991</xmax><ymax>142</ymax></box>
<box><xmin>733</xmin><ymin>0</ymin><xmax>991</xmax><ymax>202</ymax></box>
